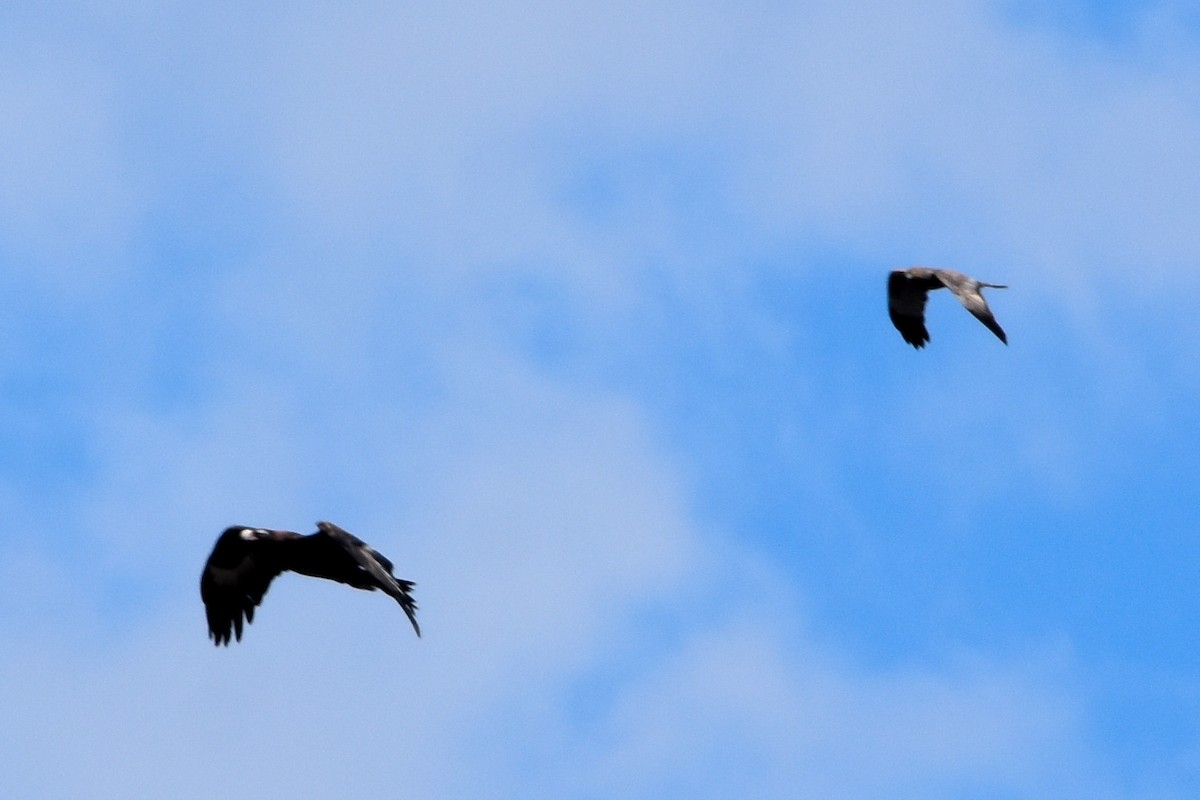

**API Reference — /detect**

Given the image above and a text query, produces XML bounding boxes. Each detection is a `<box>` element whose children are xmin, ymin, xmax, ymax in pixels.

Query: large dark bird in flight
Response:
<box><xmin>200</xmin><ymin>521</ymin><xmax>420</xmax><ymax>646</ymax></box>
<box><xmin>888</xmin><ymin>267</ymin><xmax>1008</xmax><ymax>348</ymax></box>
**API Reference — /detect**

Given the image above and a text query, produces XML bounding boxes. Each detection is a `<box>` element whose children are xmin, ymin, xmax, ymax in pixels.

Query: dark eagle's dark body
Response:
<box><xmin>200</xmin><ymin>521</ymin><xmax>420</xmax><ymax>645</ymax></box>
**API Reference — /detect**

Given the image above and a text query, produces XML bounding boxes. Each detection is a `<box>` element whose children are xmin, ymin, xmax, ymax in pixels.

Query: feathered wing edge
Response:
<box><xmin>317</xmin><ymin>521</ymin><xmax>421</xmax><ymax>637</ymax></box>
<box><xmin>200</xmin><ymin>531</ymin><xmax>288</xmax><ymax>646</ymax></box>
<box><xmin>944</xmin><ymin>280</ymin><xmax>1008</xmax><ymax>345</ymax></box>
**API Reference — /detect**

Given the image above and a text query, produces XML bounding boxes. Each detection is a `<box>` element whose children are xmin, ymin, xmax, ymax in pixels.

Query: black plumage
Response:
<box><xmin>200</xmin><ymin>521</ymin><xmax>420</xmax><ymax>645</ymax></box>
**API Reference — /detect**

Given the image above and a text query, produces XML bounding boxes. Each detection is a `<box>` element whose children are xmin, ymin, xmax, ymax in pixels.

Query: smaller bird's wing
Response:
<box><xmin>888</xmin><ymin>270</ymin><xmax>933</xmax><ymax>348</ymax></box>
<box><xmin>317</xmin><ymin>521</ymin><xmax>421</xmax><ymax>636</ymax></box>
<box><xmin>200</xmin><ymin>533</ymin><xmax>289</xmax><ymax>646</ymax></box>
<box><xmin>940</xmin><ymin>276</ymin><xmax>1008</xmax><ymax>344</ymax></box>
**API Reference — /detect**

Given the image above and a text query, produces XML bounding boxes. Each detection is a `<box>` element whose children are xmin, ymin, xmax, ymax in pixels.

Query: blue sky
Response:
<box><xmin>2</xmin><ymin>0</ymin><xmax>1199</xmax><ymax>797</ymax></box>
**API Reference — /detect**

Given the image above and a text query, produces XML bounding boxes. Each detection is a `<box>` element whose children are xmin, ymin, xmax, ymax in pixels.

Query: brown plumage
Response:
<box><xmin>888</xmin><ymin>267</ymin><xmax>1008</xmax><ymax>348</ymax></box>
<box><xmin>200</xmin><ymin>521</ymin><xmax>420</xmax><ymax>645</ymax></box>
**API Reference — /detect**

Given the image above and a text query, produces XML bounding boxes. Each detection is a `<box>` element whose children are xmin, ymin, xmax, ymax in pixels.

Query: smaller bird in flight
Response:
<box><xmin>888</xmin><ymin>267</ymin><xmax>1008</xmax><ymax>348</ymax></box>
<box><xmin>200</xmin><ymin>520</ymin><xmax>420</xmax><ymax>646</ymax></box>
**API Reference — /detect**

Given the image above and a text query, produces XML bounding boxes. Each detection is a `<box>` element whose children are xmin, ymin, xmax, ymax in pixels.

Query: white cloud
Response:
<box><xmin>0</xmin><ymin>32</ymin><xmax>142</xmax><ymax>298</ymax></box>
<box><xmin>573</xmin><ymin>624</ymin><xmax>1100</xmax><ymax>799</ymax></box>
<box><xmin>183</xmin><ymin>0</ymin><xmax>1200</xmax><ymax>337</ymax></box>
<box><xmin>9</xmin><ymin>0</ymin><xmax>1199</xmax><ymax>320</ymax></box>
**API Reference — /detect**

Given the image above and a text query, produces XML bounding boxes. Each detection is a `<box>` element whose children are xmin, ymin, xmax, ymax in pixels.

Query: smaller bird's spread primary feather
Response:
<box><xmin>200</xmin><ymin>521</ymin><xmax>420</xmax><ymax>646</ymax></box>
<box><xmin>887</xmin><ymin>267</ymin><xmax>1008</xmax><ymax>348</ymax></box>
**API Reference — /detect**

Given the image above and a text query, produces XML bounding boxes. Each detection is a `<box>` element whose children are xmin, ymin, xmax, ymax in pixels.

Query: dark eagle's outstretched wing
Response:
<box><xmin>316</xmin><ymin>521</ymin><xmax>421</xmax><ymax>637</ymax></box>
<box><xmin>199</xmin><ymin>527</ymin><xmax>293</xmax><ymax>646</ymax></box>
